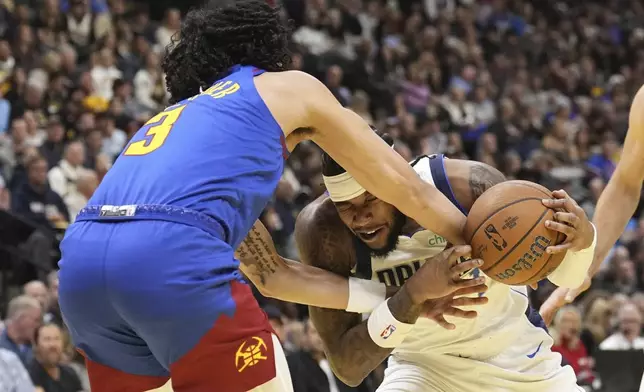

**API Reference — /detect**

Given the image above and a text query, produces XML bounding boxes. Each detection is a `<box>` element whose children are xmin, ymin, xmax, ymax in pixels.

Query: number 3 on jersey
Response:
<box><xmin>123</xmin><ymin>104</ymin><xmax>186</xmax><ymax>156</ymax></box>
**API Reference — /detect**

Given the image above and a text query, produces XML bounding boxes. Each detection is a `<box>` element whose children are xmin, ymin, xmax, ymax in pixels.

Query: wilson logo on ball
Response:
<box><xmin>494</xmin><ymin>236</ymin><xmax>550</xmax><ymax>281</ymax></box>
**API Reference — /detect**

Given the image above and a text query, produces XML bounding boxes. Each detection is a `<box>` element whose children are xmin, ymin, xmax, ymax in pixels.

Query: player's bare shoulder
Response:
<box><xmin>253</xmin><ymin>71</ymin><xmax>324</xmax><ymax>141</ymax></box>
<box><xmin>295</xmin><ymin>194</ymin><xmax>356</xmax><ymax>275</ymax></box>
<box><xmin>441</xmin><ymin>158</ymin><xmax>506</xmax><ymax>211</ymax></box>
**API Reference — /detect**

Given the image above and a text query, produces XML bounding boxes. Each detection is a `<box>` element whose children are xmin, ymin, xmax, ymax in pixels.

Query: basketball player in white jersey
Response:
<box><xmin>297</xmin><ymin>132</ymin><xmax>597</xmax><ymax>391</ymax></box>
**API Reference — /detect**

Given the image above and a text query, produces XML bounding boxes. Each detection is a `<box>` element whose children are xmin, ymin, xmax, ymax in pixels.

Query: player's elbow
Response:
<box><xmin>242</xmin><ymin>262</ymin><xmax>287</xmax><ymax>299</ymax></box>
<box><xmin>329</xmin><ymin>358</ymin><xmax>368</xmax><ymax>387</ymax></box>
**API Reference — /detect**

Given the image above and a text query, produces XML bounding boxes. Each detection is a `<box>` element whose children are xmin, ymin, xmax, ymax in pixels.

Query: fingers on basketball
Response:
<box><xmin>450</xmin><ymin>258</ymin><xmax>482</xmax><ymax>278</ymax></box>
<box><xmin>447</xmin><ymin>245</ymin><xmax>471</xmax><ymax>265</ymax></box>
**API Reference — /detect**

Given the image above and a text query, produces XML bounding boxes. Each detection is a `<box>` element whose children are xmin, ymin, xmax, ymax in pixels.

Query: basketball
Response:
<box><xmin>463</xmin><ymin>180</ymin><xmax>566</xmax><ymax>286</ymax></box>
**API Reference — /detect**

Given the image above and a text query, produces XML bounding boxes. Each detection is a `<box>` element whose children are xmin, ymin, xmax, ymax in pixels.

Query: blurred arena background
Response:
<box><xmin>0</xmin><ymin>0</ymin><xmax>643</xmax><ymax>391</ymax></box>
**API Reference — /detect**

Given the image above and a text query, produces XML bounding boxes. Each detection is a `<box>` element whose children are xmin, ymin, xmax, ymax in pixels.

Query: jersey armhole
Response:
<box><xmin>426</xmin><ymin>154</ymin><xmax>468</xmax><ymax>215</ymax></box>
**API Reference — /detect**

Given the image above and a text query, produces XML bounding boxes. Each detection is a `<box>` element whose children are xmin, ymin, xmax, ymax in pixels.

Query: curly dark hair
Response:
<box><xmin>162</xmin><ymin>0</ymin><xmax>291</xmax><ymax>103</ymax></box>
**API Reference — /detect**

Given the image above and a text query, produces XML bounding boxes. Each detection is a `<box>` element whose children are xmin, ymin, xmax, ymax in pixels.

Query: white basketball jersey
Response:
<box><xmin>355</xmin><ymin>156</ymin><xmax>581</xmax><ymax>391</ymax></box>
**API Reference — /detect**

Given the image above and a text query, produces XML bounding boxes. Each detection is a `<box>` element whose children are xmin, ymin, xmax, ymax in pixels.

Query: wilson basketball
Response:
<box><xmin>463</xmin><ymin>180</ymin><xmax>566</xmax><ymax>286</ymax></box>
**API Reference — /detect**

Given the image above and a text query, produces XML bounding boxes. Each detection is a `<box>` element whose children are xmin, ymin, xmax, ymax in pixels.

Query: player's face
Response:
<box><xmin>335</xmin><ymin>192</ymin><xmax>406</xmax><ymax>257</ymax></box>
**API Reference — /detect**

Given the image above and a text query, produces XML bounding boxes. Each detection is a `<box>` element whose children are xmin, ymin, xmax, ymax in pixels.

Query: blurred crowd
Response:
<box><xmin>0</xmin><ymin>0</ymin><xmax>642</xmax><ymax>391</ymax></box>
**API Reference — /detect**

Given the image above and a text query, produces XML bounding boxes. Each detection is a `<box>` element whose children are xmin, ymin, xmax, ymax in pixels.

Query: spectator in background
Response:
<box><xmin>580</xmin><ymin>296</ymin><xmax>613</xmax><ymax>357</ymax></box>
<box><xmin>13</xmin><ymin>154</ymin><xmax>68</xmax><ymax>230</ymax></box>
<box><xmin>325</xmin><ymin>65</ymin><xmax>351</xmax><ymax>107</ymax></box>
<box><xmin>43</xmin><ymin>271</ymin><xmax>62</xmax><ymax>327</ymax></box>
<box><xmin>22</xmin><ymin>280</ymin><xmax>48</xmax><ymax>312</ymax></box>
<box><xmin>264</xmin><ymin>305</ymin><xmax>286</xmax><ymax>346</ymax></box>
<box><xmin>96</xmin><ymin>112</ymin><xmax>126</xmax><ymax>160</ymax></box>
<box><xmin>587</xmin><ymin>133</ymin><xmax>620</xmax><ymax>183</ymax></box>
<box><xmin>551</xmin><ymin>306</ymin><xmax>594</xmax><ymax>386</ymax></box>
<box><xmin>599</xmin><ymin>302</ymin><xmax>644</xmax><ymax>350</ymax></box>
<box><xmin>155</xmin><ymin>8</ymin><xmax>180</xmax><ymax>51</ymax></box>
<box><xmin>133</xmin><ymin>51</ymin><xmax>164</xmax><ymax>112</ymax></box>
<box><xmin>0</xmin><ymin>295</ymin><xmax>42</xmax><ymax>366</ymax></box>
<box><xmin>0</xmin><ymin>174</ymin><xmax>9</xmax><ymax>210</ymax></box>
<box><xmin>64</xmin><ymin>168</ymin><xmax>97</xmax><ymax>222</ymax></box>
<box><xmin>287</xmin><ymin>318</ymin><xmax>366</xmax><ymax>392</ymax></box>
<box><xmin>39</xmin><ymin>118</ymin><xmax>65</xmax><ymax>170</ymax></box>
<box><xmin>62</xmin><ymin>0</ymin><xmax>111</xmax><ymax>63</ymax></box>
<box><xmin>28</xmin><ymin>323</ymin><xmax>83</xmax><ymax>392</ymax></box>
<box><xmin>0</xmin><ymin>347</ymin><xmax>35</xmax><ymax>392</ymax></box>
<box><xmin>47</xmin><ymin>141</ymin><xmax>85</xmax><ymax>199</ymax></box>
<box><xmin>90</xmin><ymin>48</ymin><xmax>121</xmax><ymax>101</ymax></box>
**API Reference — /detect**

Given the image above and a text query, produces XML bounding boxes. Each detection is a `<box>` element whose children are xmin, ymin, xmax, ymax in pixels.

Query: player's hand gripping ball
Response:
<box><xmin>463</xmin><ymin>181</ymin><xmax>591</xmax><ymax>287</ymax></box>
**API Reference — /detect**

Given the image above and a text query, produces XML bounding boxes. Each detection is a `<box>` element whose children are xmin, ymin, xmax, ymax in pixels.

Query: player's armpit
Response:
<box><xmin>288</xmin><ymin>71</ymin><xmax>466</xmax><ymax>245</ymax></box>
<box><xmin>236</xmin><ymin>219</ymin><xmax>351</xmax><ymax>309</ymax></box>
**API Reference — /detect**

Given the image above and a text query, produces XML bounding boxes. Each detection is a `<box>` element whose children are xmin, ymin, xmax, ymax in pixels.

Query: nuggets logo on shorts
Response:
<box><xmin>235</xmin><ymin>336</ymin><xmax>268</xmax><ymax>372</ymax></box>
<box><xmin>380</xmin><ymin>324</ymin><xmax>396</xmax><ymax>339</ymax></box>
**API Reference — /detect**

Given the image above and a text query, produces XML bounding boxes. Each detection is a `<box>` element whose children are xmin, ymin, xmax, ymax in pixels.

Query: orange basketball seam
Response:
<box><xmin>507</xmin><ymin>181</ymin><xmax>552</xmax><ymax>197</ymax></box>
<box><xmin>480</xmin><ymin>207</ymin><xmax>550</xmax><ymax>273</ymax></box>
<box><xmin>467</xmin><ymin>197</ymin><xmax>543</xmax><ymax>242</ymax></box>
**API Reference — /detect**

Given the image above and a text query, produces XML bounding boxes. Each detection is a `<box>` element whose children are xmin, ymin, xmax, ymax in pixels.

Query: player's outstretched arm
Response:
<box><xmin>296</xmin><ymin>203</ymin><xmax>485</xmax><ymax>387</ymax></box>
<box><xmin>237</xmin><ymin>219</ymin><xmax>390</xmax><ymax>311</ymax></box>
<box><xmin>539</xmin><ymin>86</ymin><xmax>644</xmax><ymax>325</ymax></box>
<box><xmin>591</xmin><ymin>105</ymin><xmax>644</xmax><ymax>275</ymax></box>
<box><xmin>260</xmin><ymin>71</ymin><xmax>467</xmax><ymax>245</ymax></box>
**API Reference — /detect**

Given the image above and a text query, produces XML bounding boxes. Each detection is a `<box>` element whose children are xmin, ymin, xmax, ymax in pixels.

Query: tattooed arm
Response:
<box><xmin>444</xmin><ymin>160</ymin><xmax>507</xmax><ymax>211</ymax></box>
<box><xmin>296</xmin><ymin>199</ymin><xmax>424</xmax><ymax>387</ymax></box>
<box><xmin>236</xmin><ymin>219</ymin><xmax>355</xmax><ymax>309</ymax></box>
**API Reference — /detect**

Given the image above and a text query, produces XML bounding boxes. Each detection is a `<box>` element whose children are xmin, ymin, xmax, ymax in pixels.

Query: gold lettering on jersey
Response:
<box><xmin>495</xmin><ymin>236</ymin><xmax>550</xmax><ymax>281</ymax></box>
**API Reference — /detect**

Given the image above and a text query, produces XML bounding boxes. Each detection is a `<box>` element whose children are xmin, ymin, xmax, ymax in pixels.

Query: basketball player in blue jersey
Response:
<box><xmin>56</xmin><ymin>1</ymin><xmax>476</xmax><ymax>391</ymax></box>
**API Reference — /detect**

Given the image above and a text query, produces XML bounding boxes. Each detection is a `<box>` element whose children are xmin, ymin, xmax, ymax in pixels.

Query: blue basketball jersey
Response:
<box><xmin>86</xmin><ymin>65</ymin><xmax>287</xmax><ymax>248</ymax></box>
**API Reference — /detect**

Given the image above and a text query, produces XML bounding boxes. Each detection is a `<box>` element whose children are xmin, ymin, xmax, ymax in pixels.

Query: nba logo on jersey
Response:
<box><xmin>99</xmin><ymin>205</ymin><xmax>137</xmax><ymax>217</ymax></box>
<box><xmin>380</xmin><ymin>324</ymin><xmax>397</xmax><ymax>339</ymax></box>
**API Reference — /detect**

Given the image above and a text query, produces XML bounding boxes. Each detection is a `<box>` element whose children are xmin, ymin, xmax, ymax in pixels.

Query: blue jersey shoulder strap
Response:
<box><xmin>424</xmin><ymin>154</ymin><xmax>467</xmax><ymax>215</ymax></box>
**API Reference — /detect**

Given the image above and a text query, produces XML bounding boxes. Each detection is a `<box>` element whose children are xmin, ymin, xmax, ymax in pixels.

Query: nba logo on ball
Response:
<box><xmin>380</xmin><ymin>324</ymin><xmax>396</xmax><ymax>339</ymax></box>
<box><xmin>484</xmin><ymin>224</ymin><xmax>507</xmax><ymax>251</ymax></box>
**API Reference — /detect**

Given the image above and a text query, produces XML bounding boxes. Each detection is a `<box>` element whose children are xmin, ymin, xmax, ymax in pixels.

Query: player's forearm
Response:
<box><xmin>271</xmin><ymin>258</ymin><xmax>350</xmax><ymax>308</ymax></box>
<box><xmin>590</xmin><ymin>174</ymin><xmax>641</xmax><ymax>276</ymax></box>
<box><xmin>404</xmin><ymin>182</ymin><xmax>467</xmax><ymax>245</ymax></box>
<box><xmin>236</xmin><ymin>224</ymin><xmax>347</xmax><ymax>307</ymax></box>
<box><xmin>318</xmin><ymin>287</ymin><xmax>422</xmax><ymax>386</ymax></box>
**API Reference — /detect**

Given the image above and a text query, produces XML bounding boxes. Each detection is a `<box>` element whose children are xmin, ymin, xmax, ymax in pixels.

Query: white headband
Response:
<box><xmin>323</xmin><ymin>171</ymin><xmax>366</xmax><ymax>202</ymax></box>
<box><xmin>323</xmin><ymin>143</ymin><xmax>394</xmax><ymax>202</ymax></box>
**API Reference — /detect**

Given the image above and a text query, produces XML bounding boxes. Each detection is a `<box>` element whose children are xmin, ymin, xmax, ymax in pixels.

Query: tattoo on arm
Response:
<box><xmin>236</xmin><ymin>221</ymin><xmax>282</xmax><ymax>287</ymax></box>
<box><xmin>468</xmin><ymin>162</ymin><xmax>506</xmax><ymax>201</ymax></box>
<box><xmin>296</xmin><ymin>202</ymin><xmax>419</xmax><ymax>386</ymax></box>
